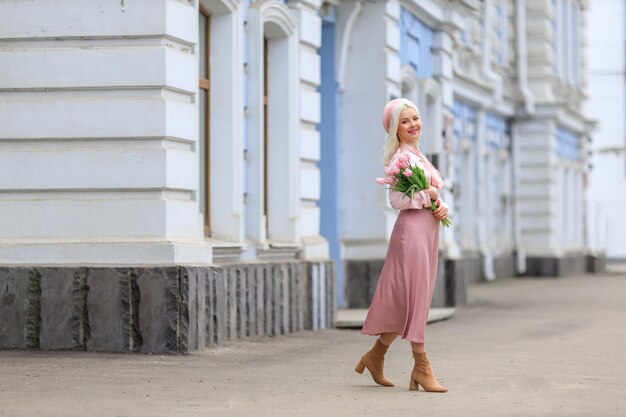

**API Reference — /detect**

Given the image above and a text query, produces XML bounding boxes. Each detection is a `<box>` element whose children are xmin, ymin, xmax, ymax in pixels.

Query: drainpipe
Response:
<box><xmin>516</xmin><ymin>0</ymin><xmax>535</xmax><ymax>115</ymax></box>
<box><xmin>478</xmin><ymin>0</ymin><xmax>502</xmax><ymax>280</ymax></box>
<box><xmin>512</xmin><ymin>0</ymin><xmax>535</xmax><ymax>275</ymax></box>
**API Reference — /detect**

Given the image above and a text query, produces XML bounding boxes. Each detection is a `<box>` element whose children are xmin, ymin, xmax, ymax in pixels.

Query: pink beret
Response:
<box><xmin>382</xmin><ymin>98</ymin><xmax>416</xmax><ymax>133</ymax></box>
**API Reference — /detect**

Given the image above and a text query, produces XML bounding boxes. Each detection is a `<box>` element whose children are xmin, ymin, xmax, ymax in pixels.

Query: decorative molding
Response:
<box><xmin>399</xmin><ymin>6</ymin><xmax>435</xmax><ymax>79</ymax></box>
<box><xmin>401</xmin><ymin>0</ymin><xmax>443</xmax><ymax>28</ymax></box>
<box><xmin>458</xmin><ymin>0</ymin><xmax>480</xmax><ymax>10</ymax></box>
<box><xmin>419</xmin><ymin>77</ymin><xmax>440</xmax><ymax>101</ymax></box>
<box><xmin>515</xmin><ymin>0</ymin><xmax>535</xmax><ymax>115</ymax></box>
<box><xmin>199</xmin><ymin>0</ymin><xmax>244</xmax><ymax>14</ymax></box>
<box><xmin>400</xmin><ymin>65</ymin><xmax>419</xmax><ymax>102</ymax></box>
<box><xmin>336</xmin><ymin>0</ymin><xmax>363</xmax><ymax>92</ymax></box>
<box><xmin>247</xmin><ymin>0</ymin><xmax>300</xmax><ymax>244</ymax></box>
<box><xmin>418</xmin><ymin>77</ymin><xmax>442</xmax><ymax>153</ymax></box>
<box><xmin>250</xmin><ymin>0</ymin><xmax>298</xmax><ymax>36</ymax></box>
<box><xmin>480</xmin><ymin>0</ymin><xmax>502</xmax><ymax>101</ymax></box>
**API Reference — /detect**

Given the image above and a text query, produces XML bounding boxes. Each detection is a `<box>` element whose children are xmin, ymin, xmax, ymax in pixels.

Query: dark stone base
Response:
<box><xmin>345</xmin><ymin>259</ymin><xmax>384</xmax><ymax>309</ymax></box>
<box><xmin>344</xmin><ymin>251</ymin><xmax>520</xmax><ymax>309</ymax></box>
<box><xmin>444</xmin><ymin>256</ymin><xmax>479</xmax><ymax>306</ymax></box>
<box><xmin>0</xmin><ymin>261</ymin><xmax>335</xmax><ymax>353</ymax></box>
<box><xmin>345</xmin><ymin>253</ymin><xmax>450</xmax><ymax>308</ymax></box>
<box><xmin>493</xmin><ymin>253</ymin><xmax>516</xmax><ymax>278</ymax></box>
<box><xmin>430</xmin><ymin>257</ymin><xmax>447</xmax><ymax>308</ymax></box>
<box><xmin>445</xmin><ymin>252</ymin><xmax>516</xmax><ymax>305</ymax></box>
<box><xmin>524</xmin><ymin>253</ymin><xmax>588</xmax><ymax>277</ymax></box>
<box><xmin>455</xmin><ymin>254</ymin><xmax>482</xmax><ymax>284</ymax></box>
<box><xmin>586</xmin><ymin>254</ymin><xmax>607</xmax><ymax>273</ymax></box>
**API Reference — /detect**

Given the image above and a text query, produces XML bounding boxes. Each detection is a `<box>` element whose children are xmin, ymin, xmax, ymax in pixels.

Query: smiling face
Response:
<box><xmin>396</xmin><ymin>107</ymin><xmax>422</xmax><ymax>146</ymax></box>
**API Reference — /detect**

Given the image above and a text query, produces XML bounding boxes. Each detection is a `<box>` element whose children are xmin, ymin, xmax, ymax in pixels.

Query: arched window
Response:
<box><xmin>400</xmin><ymin>65</ymin><xmax>419</xmax><ymax>104</ymax></box>
<box><xmin>247</xmin><ymin>1</ymin><xmax>299</xmax><ymax>245</ymax></box>
<box><xmin>418</xmin><ymin>80</ymin><xmax>442</xmax><ymax>170</ymax></box>
<box><xmin>452</xmin><ymin>100</ymin><xmax>478</xmax><ymax>250</ymax></box>
<box><xmin>400</xmin><ymin>67</ymin><xmax>442</xmax><ymax>170</ymax></box>
<box><xmin>198</xmin><ymin>0</ymin><xmax>245</xmax><ymax>243</ymax></box>
<box><xmin>551</xmin><ymin>0</ymin><xmax>581</xmax><ymax>84</ymax></box>
<box><xmin>198</xmin><ymin>5</ymin><xmax>211</xmax><ymax>236</ymax></box>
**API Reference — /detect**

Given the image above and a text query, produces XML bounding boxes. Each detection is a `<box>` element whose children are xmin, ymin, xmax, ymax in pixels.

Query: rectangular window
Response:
<box><xmin>572</xmin><ymin>3</ymin><xmax>579</xmax><ymax>84</ymax></box>
<box><xmin>497</xmin><ymin>0</ymin><xmax>507</xmax><ymax>66</ymax></box>
<box><xmin>460</xmin><ymin>30</ymin><xmax>468</xmax><ymax>46</ymax></box>
<box><xmin>452</xmin><ymin>100</ymin><xmax>478</xmax><ymax>249</ymax></box>
<box><xmin>199</xmin><ymin>6</ymin><xmax>211</xmax><ymax>236</ymax></box>
<box><xmin>428</xmin><ymin>154</ymin><xmax>439</xmax><ymax>170</ymax></box>
<box><xmin>399</xmin><ymin>7</ymin><xmax>434</xmax><ymax>79</ymax></box>
<box><xmin>561</xmin><ymin>0</ymin><xmax>569</xmax><ymax>80</ymax></box>
<box><xmin>555</xmin><ymin>127</ymin><xmax>580</xmax><ymax>161</ymax></box>
<box><xmin>263</xmin><ymin>37</ymin><xmax>269</xmax><ymax>226</ymax></box>
<box><xmin>552</xmin><ymin>0</ymin><xmax>559</xmax><ymax>74</ymax></box>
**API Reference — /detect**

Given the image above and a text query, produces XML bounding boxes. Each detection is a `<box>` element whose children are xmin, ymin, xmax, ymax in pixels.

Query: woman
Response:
<box><xmin>356</xmin><ymin>98</ymin><xmax>449</xmax><ymax>392</ymax></box>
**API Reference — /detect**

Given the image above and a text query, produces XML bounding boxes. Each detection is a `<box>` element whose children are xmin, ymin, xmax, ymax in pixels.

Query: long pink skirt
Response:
<box><xmin>361</xmin><ymin>209</ymin><xmax>440</xmax><ymax>343</ymax></box>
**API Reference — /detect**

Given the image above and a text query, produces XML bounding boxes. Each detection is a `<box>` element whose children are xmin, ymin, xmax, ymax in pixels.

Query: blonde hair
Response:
<box><xmin>381</xmin><ymin>102</ymin><xmax>420</xmax><ymax>165</ymax></box>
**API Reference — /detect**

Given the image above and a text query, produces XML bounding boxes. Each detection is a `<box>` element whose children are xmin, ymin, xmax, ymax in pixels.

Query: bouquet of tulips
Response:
<box><xmin>377</xmin><ymin>154</ymin><xmax>453</xmax><ymax>228</ymax></box>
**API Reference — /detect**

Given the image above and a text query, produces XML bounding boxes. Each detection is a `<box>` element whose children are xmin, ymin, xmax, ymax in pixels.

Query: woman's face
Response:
<box><xmin>396</xmin><ymin>107</ymin><xmax>422</xmax><ymax>145</ymax></box>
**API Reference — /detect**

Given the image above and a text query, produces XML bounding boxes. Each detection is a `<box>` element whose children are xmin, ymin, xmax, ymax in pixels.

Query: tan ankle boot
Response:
<box><xmin>355</xmin><ymin>339</ymin><xmax>394</xmax><ymax>387</ymax></box>
<box><xmin>409</xmin><ymin>351</ymin><xmax>448</xmax><ymax>392</ymax></box>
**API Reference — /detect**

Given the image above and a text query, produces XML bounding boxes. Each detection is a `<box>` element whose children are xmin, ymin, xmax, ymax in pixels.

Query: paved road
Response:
<box><xmin>2</xmin><ymin>269</ymin><xmax>625</xmax><ymax>417</ymax></box>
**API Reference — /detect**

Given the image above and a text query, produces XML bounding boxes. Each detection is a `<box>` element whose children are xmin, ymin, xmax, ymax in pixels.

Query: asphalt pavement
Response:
<box><xmin>1</xmin><ymin>267</ymin><xmax>625</xmax><ymax>417</ymax></box>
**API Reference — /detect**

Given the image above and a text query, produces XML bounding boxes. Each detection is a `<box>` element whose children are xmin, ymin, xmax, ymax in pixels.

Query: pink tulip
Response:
<box><xmin>376</xmin><ymin>177</ymin><xmax>386</xmax><ymax>185</ymax></box>
<box><xmin>385</xmin><ymin>177</ymin><xmax>396</xmax><ymax>185</ymax></box>
<box><xmin>403</xmin><ymin>168</ymin><xmax>413</xmax><ymax>177</ymax></box>
<box><xmin>389</xmin><ymin>164</ymin><xmax>400</xmax><ymax>175</ymax></box>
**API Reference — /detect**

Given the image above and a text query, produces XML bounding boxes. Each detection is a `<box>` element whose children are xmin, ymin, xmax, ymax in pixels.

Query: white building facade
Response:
<box><xmin>585</xmin><ymin>0</ymin><xmax>626</xmax><ymax>262</ymax></box>
<box><xmin>0</xmin><ymin>0</ymin><xmax>334</xmax><ymax>353</ymax></box>
<box><xmin>327</xmin><ymin>0</ymin><xmax>596</xmax><ymax>308</ymax></box>
<box><xmin>0</xmin><ymin>0</ymin><xmax>599</xmax><ymax>351</ymax></box>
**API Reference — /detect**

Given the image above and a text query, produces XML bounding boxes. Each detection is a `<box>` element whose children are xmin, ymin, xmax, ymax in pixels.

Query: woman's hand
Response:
<box><xmin>427</xmin><ymin>186</ymin><xmax>439</xmax><ymax>201</ymax></box>
<box><xmin>433</xmin><ymin>200</ymin><xmax>448</xmax><ymax>220</ymax></box>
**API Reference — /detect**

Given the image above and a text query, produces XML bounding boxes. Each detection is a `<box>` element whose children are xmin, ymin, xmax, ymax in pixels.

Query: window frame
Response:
<box><xmin>199</xmin><ymin>5</ymin><xmax>212</xmax><ymax>237</ymax></box>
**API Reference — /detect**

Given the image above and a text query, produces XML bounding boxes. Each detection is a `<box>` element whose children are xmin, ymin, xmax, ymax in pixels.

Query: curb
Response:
<box><xmin>334</xmin><ymin>307</ymin><xmax>456</xmax><ymax>329</ymax></box>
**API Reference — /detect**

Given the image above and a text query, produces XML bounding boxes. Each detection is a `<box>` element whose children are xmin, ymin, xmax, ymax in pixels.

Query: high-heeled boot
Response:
<box><xmin>355</xmin><ymin>339</ymin><xmax>394</xmax><ymax>387</ymax></box>
<box><xmin>409</xmin><ymin>351</ymin><xmax>448</xmax><ymax>392</ymax></box>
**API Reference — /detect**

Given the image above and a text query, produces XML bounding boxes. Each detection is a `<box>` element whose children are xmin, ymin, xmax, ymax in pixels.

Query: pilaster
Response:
<box><xmin>526</xmin><ymin>0</ymin><xmax>556</xmax><ymax>102</ymax></box>
<box><xmin>288</xmin><ymin>0</ymin><xmax>330</xmax><ymax>260</ymax></box>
